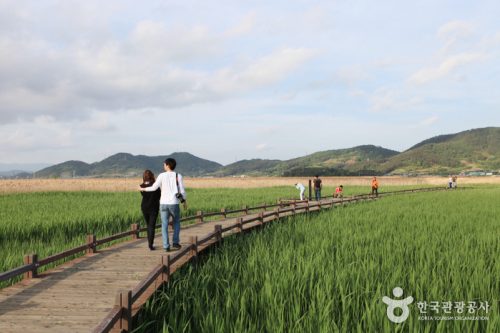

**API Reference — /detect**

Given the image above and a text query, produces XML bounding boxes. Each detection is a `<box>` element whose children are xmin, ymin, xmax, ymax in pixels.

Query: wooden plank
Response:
<box><xmin>0</xmin><ymin>189</ymin><xmax>445</xmax><ymax>333</ymax></box>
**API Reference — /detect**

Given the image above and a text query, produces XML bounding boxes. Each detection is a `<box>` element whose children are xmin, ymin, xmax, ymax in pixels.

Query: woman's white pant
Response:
<box><xmin>299</xmin><ymin>190</ymin><xmax>305</xmax><ymax>200</ymax></box>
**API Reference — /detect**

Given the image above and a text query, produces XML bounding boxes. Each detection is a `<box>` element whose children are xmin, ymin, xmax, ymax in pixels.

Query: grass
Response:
<box><xmin>133</xmin><ymin>187</ymin><xmax>500</xmax><ymax>333</ymax></box>
<box><xmin>2</xmin><ymin>176</ymin><xmax>497</xmax><ymax>194</ymax></box>
<box><xmin>0</xmin><ymin>186</ymin><xmax>332</xmax><ymax>284</ymax></box>
<box><xmin>0</xmin><ymin>185</ymin><xmax>434</xmax><ymax>287</ymax></box>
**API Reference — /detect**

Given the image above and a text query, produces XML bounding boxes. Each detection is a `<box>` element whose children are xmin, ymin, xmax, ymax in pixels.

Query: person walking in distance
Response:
<box><xmin>295</xmin><ymin>183</ymin><xmax>306</xmax><ymax>200</ymax></box>
<box><xmin>334</xmin><ymin>185</ymin><xmax>343</xmax><ymax>198</ymax></box>
<box><xmin>448</xmin><ymin>175</ymin><xmax>453</xmax><ymax>189</ymax></box>
<box><xmin>371</xmin><ymin>176</ymin><xmax>379</xmax><ymax>197</ymax></box>
<box><xmin>140</xmin><ymin>158</ymin><xmax>187</xmax><ymax>252</ymax></box>
<box><xmin>140</xmin><ymin>170</ymin><xmax>161</xmax><ymax>251</ymax></box>
<box><xmin>313</xmin><ymin>175</ymin><xmax>322</xmax><ymax>201</ymax></box>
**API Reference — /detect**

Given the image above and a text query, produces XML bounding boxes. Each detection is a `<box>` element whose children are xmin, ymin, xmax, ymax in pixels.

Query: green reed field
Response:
<box><xmin>0</xmin><ymin>185</ymin><xmax>432</xmax><ymax>287</ymax></box>
<box><xmin>0</xmin><ymin>187</ymin><xmax>277</xmax><ymax>281</ymax></box>
<box><xmin>133</xmin><ymin>187</ymin><xmax>499</xmax><ymax>333</ymax></box>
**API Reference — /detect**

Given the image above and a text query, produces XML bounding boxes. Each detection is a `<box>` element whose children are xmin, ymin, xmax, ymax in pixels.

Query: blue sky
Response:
<box><xmin>0</xmin><ymin>0</ymin><xmax>499</xmax><ymax>166</ymax></box>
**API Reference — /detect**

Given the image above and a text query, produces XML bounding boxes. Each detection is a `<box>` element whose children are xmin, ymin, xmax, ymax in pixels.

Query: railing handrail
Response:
<box><xmin>0</xmin><ymin>263</ymin><xmax>35</xmax><ymax>282</ymax></box>
<box><xmin>0</xmin><ymin>198</ymin><xmax>299</xmax><ymax>283</ymax></box>
<box><xmin>0</xmin><ymin>186</ymin><xmax>447</xmax><ymax>284</ymax></box>
<box><xmin>0</xmin><ymin>185</ymin><xmax>451</xmax><ymax>332</ymax></box>
<box><xmin>102</xmin><ymin>190</ymin><xmax>423</xmax><ymax>332</ymax></box>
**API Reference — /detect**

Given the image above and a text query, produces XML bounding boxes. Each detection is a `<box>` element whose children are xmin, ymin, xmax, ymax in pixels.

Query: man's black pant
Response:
<box><xmin>142</xmin><ymin>210</ymin><xmax>158</xmax><ymax>247</ymax></box>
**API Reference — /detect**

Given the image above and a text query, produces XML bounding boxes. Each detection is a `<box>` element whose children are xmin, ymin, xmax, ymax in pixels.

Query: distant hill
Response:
<box><xmin>213</xmin><ymin>129</ymin><xmax>499</xmax><ymax>176</ymax></box>
<box><xmin>380</xmin><ymin>127</ymin><xmax>500</xmax><ymax>175</ymax></box>
<box><xmin>33</xmin><ymin>127</ymin><xmax>500</xmax><ymax>178</ymax></box>
<box><xmin>35</xmin><ymin>161</ymin><xmax>92</xmax><ymax>178</ymax></box>
<box><xmin>210</xmin><ymin>145</ymin><xmax>399</xmax><ymax>177</ymax></box>
<box><xmin>273</xmin><ymin>145</ymin><xmax>399</xmax><ymax>176</ymax></box>
<box><xmin>36</xmin><ymin>152</ymin><xmax>222</xmax><ymax>178</ymax></box>
<box><xmin>211</xmin><ymin>159</ymin><xmax>282</xmax><ymax>176</ymax></box>
<box><xmin>0</xmin><ymin>170</ymin><xmax>32</xmax><ymax>179</ymax></box>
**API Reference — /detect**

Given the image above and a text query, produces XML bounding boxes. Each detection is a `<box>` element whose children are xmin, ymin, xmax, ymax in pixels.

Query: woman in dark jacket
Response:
<box><xmin>140</xmin><ymin>170</ymin><xmax>161</xmax><ymax>250</ymax></box>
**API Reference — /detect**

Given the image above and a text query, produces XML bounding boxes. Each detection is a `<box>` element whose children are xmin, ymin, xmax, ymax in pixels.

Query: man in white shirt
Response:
<box><xmin>295</xmin><ymin>183</ymin><xmax>305</xmax><ymax>200</ymax></box>
<box><xmin>140</xmin><ymin>158</ymin><xmax>186</xmax><ymax>252</ymax></box>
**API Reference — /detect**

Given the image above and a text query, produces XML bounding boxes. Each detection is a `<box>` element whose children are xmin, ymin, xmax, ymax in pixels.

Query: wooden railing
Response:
<box><xmin>91</xmin><ymin>186</ymin><xmax>448</xmax><ymax>332</ymax></box>
<box><xmin>0</xmin><ymin>202</ymin><xmax>306</xmax><ymax>284</ymax></box>
<box><xmin>92</xmin><ymin>203</ymin><xmax>319</xmax><ymax>333</ymax></box>
<box><xmin>0</xmin><ymin>186</ymin><xmax>449</xmax><ymax>332</ymax></box>
<box><xmin>0</xmin><ymin>187</ymin><xmax>445</xmax><ymax>285</ymax></box>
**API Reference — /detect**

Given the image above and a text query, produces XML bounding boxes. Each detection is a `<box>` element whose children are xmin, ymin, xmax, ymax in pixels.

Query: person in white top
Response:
<box><xmin>140</xmin><ymin>158</ymin><xmax>187</xmax><ymax>252</ymax></box>
<box><xmin>295</xmin><ymin>183</ymin><xmax>305</xmax><ymax>200</ymax></box>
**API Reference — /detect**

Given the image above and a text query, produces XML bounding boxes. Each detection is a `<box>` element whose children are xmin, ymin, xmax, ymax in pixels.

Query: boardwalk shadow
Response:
<box><xmin>0</xmin><ymin>237</ymin><xmax>155</xmax><ymax>316</ymax></box>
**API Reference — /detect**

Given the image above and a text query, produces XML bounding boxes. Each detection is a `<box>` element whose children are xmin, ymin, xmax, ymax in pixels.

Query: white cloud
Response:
<box><xmin>255</xmin><ymin>143</ymin><xmax>269</xmax><ymax>151</ymax></box>
<box><xmin>0</xmin><ymin>116</ymin><xmax>74</xmax><ymax>152</ymax></box>
<box><xmin>225</xmin><ymin>11</ymin><xmax>256</xmax><ymax>37</ymax></box>
<box><xmin>409</xmin><ymin>52</ymin><xmax>487</xmax><ymax>85</ymax></box>
<box><xmin>229</xmin><ymin>48</ymin><xmax>317</xmax><ymax>88</ymax></box>
<box><xmin>369</xmin><ymin>88</ymin><xmax>421</xmax><ymax>113</ymax></box>
<box><xmin>420</xmin><ymin>115</ymin><xmax>439</xmax><ymax>126</ymax></box>
<box><xmin>208</xmin><ymin>47</ymin><xmax>317</xmax><ymax>96</ymax></box>
<box><xmin>0</xmin><ymin>17</ymin><xmax>316</xmax><ymax>124</ymax></box>
<box><xmin>437</xmin><ymin>20</ymin><xmax>475</xmax><ymax>55</ymax></box>
<box><xmin>128</xmin><ymin>20</ymin><xmax>221</xmax><ymax>63</ymax></box>
<box><xmin>438</xmin><ymin>20</ymin><xmax>474</xmax><ymax>41</ymax></box>
<box><xmin>479</xmin><ymin>31</ymin><xmax>500</xmax><ymax>49</ymax></box>
<box><xmin>1</xmin><ymin>1</ymin><xmax>499</xmax><ymax>165</ymax></box>
<box><xmin>334</xmin><ymin>65</ymin><xmax>370</xmax><ymax>86</ymax></box>
<box><xmin>407</xmin><ymin>20</ymin><xmax>492</xmax><ymax>85</ymax></box>
<box><xmin>82</xmin><ymin>112</ymin><xmax>117</xmax><ymax>131</ymax></box>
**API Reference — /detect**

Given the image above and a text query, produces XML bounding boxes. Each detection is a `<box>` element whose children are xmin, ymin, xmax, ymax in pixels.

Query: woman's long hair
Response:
<box><xmin>143</xmin><ymin>170</ymin><xmax>155</xmax><ymax>184</ymax></box>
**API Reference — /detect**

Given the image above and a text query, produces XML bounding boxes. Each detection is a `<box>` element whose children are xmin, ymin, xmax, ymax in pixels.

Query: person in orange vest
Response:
<box><xmin>371</xmin><ymin>176</ymin><xmax>379</xmax><ymax>196</ymax></box>
<box><xmin>334</xmin><ymin>185</ymin><xmax>343</xmax><ymax>198</ymax></box>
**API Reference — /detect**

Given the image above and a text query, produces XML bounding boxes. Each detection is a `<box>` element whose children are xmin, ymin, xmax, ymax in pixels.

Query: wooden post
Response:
<box><xmin>160</xmin><ymin>255</ymin><xmax>170</xmax><ymax>283</ymax></box>
<box><xmin>308</xmin><ymin>179</ymin><xmax>312</xmax><ymax>201</ymax></box>
<box><xmin>116</xmin><ymin>290</ymin><xmax>132</xmax><ymax>331</ymax></box>
<box><xmin>196</xmin><ymin>211</ymin><xmax>204</xmax><ymax>224</ymax></box>
<box><xmin>114</xmin><ymin>292</ymin><xmax>123</xmax><ymax>330</ymax></box>
<box><xmin>86</xmin><ymin>234</ymin><xmax>96</xmax><ymax>254</ymax></box>
<box><xmin>23</xmin><ymin>254</ymin><xmax>38</xmax><ymax>280</ymax></box>
<box><xmin>243</xmin><ymin>205</ymin><xmax>249</xmax><ymax>215</ymax></box>
<box><xmin>221</xmin><ymin>208</ymin><xmax>227</xmax><ymax>219</ymax></box>
<box><xmin>306</xmin><ymin>201</ymin><xmax>310</xmax><ymax>213</ymax></box>
<box><xmin>274</xmin><ymin>208</ymin><xmax>280</xmax><ymax>220</ymax></box>
<box><xmin>258</xmin><ymin>212</ymin><xmax>264</xmax><ymax>225</ymax></box>
<box><xmin>262</xmin><ymin>203</ymin><xmax>267</xmax><ymax>212</ymax></box>
<box><xmin>190</xmin><ymin>236</ymin><xmax>198</xmax><ymax>259</ymax></box>
<box><xmin>130</xmin><ymin>223</ymin><xmax>139</xmax><ymax>240</ymax></box>
<box><xmin>214</xmin><ymin>225</ymin><xmax>222</xmax><ymax>245</ymax></box>
<box><xmin>237</xmin><ymin>217</ymin><xmax>244</xmax><ymax>233</ymax></box>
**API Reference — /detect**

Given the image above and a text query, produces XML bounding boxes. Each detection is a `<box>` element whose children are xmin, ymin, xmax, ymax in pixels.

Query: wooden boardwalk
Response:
<box><xmin>0</xmin><ymin>188</ymin><xmax>444</xmax><ymax>333</ymax></box>
<box><xmin>0</xmin><ymin>201</ymin><xmax>316</xmax><ymax>333</ymax></box>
